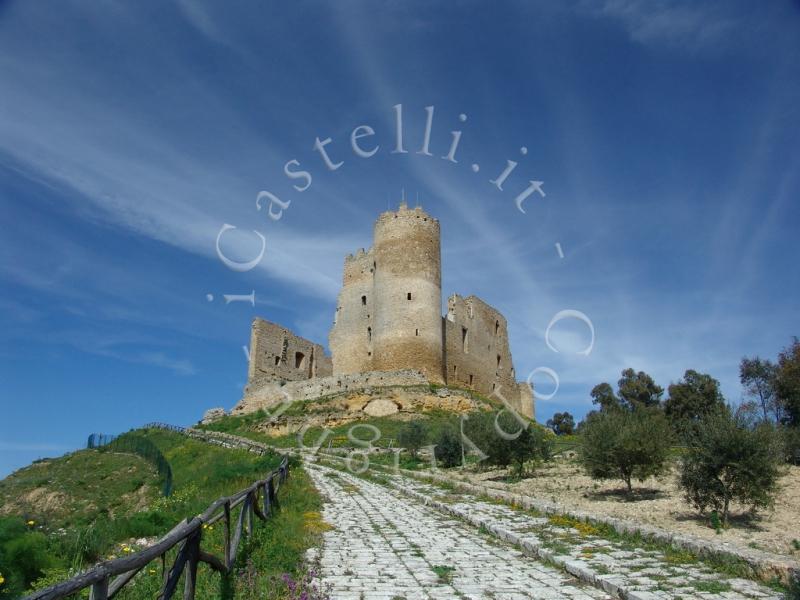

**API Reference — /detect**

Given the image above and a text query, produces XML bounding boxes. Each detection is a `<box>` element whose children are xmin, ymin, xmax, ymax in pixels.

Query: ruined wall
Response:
<box><xmin>329</xmin><ymin>247</ymin><xmax>374</xmax><ymax>375</ymax></box>
<box><xmin>234</xmin><ymin>369</ymin><xmax>429</xmax><ymax>415</ymax></box>
<box><xmin>443</xmin><ymin>294</ymin><xmax>534</xmax><ymax>419</ymax></box>
<box><xmin>248</xmin><ymin>318</ymin><xmax>332</xmax><ymax>388</ymax></box>
<box><xmin>371</xmin><ymin>203</ymin><xmax>444</xmax><ymax>383</ymax></box>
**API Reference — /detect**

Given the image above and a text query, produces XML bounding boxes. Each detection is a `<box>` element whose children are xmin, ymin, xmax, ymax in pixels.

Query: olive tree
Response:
<box><xmin>397</xmin><ymin>420</ymin><xmax>427</xmax><ymax>458</ymax></box>
<box><xmin>579</xmin><ymin>407</ymin><xmax>672</xmax><ymax>494</ymax></box>
<box><xmin>679</xmin><ymin>410</ymin><xmax>783</xmax><ymax>527</ymax></box>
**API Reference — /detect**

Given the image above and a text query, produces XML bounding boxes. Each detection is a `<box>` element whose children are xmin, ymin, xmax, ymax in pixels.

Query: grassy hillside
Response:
<box><xmin>0</xmin><ymin>428</ymin><xmax>318</xmax><ymax>599</ymax></box>
<box><xmin>0</xmin><ymin>448</ymin><xmax>160</xmax><ymax>528</ymax></box>
<box><xmin>199</xmin><ymin>408</ymin><xmax>469</xmax><ymax>449</ymax></box>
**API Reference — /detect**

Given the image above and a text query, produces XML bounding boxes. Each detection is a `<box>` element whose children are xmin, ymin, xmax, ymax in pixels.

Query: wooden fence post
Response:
<box><xmin>89</xmin><ymin>577</ymin><xmax>108</xmax><ymax>600</ymax></box>
<box><xmin>183</xmin><ymin>531</ymin><xmax>200</xmax><ymax>600</ymax></box>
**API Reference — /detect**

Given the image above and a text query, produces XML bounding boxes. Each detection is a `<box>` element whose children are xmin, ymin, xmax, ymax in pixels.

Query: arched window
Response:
<box><xmin>367</xmin><ymin>326</ymin><xmax>372</xmax><ymax>342</ymax></box>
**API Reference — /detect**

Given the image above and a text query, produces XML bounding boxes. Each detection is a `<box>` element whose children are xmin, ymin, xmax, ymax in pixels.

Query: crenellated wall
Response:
<box><xmin>371</xmin><ymin>203</ymin><xmax>444</xmax><ymax>383</ymax></box>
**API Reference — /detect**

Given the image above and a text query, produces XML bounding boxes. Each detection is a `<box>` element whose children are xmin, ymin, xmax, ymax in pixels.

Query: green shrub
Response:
<box><xmin>578</xmin><ymin>407</ymin><xmax>672</xmax><ymax>494</ymax></box>
<box><xmin>433</xmin><ymin>428</ymin><xmax>462</xmax><ymax>468</ymax></box>
<box><xmin>397</xmin><ymin>421</ymin><xmax>427</xmax><ymax>459</ymax></box>
<box><xmin>463</xmin><ymin>411</ymin><xmax>551</xmax><ymax>476</ymax></box>
<box><xmin>781</xmin><ymin>426</ymin><xmax>800</xmax><ymax>465</ymax></box>
<box><xmin>0</xmin><ymin>518</ymin><xmax>55</xmax><ymax>597</ymax></box>
<box><xmin>679</xmin><ymin>411</ymin><xmax>783</xmax><ymax>527</ymax></box>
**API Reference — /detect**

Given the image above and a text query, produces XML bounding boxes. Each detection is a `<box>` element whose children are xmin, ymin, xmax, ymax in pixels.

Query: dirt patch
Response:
<box><xmin>0</xmin><ymin>487</ymin><xmax>69</xmax><ymax>516</ymax></box>
<box><xmin>461</xmin><ymin>459</ymin><xmax>800</xmax><ymax>557</ymax></box>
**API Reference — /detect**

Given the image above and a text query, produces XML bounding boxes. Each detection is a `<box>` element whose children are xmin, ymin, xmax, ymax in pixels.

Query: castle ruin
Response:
<box><xmin>236</xmin><ymin>202</ymin><xmax>534</xmax><ymax>419</ymax></box>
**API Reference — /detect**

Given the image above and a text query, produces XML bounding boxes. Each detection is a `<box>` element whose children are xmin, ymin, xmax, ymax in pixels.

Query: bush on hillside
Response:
<box><xmin>578</xmin><ymin>407</ymin><xmax>672</xmax><ymax>494</ymax></box>
<box><xmin>397</xmin><ymin>421</ymin><xmax>427</xmax><ymax>459</ymax></box>
<box><xmin>433</xmin><ymin>427</ymin><xmax>462</xmax><ymax>468</ymax></box>
<box><xmin>463</xmin><ymin>411</ymin><xmax>551</xmax><ymax>476</ymax></box>
<box><xmin>0</xmin><ymin>517</ymin><xmax>55</xmax><ymax>598</ymax></box>
<box><xmin>679</xmin><ymin>410</ymin><xmax>783</xmax><ymax>527</ymax></box>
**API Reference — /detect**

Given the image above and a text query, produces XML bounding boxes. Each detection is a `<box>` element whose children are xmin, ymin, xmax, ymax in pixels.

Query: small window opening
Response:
<box><xmin>274</xmin><ymin>356</ymin><xmax>280</xmax><ymax>366</ymax></box>
<box><xmin>492</xmin><ymin>383</ymin><xmax>496</xmax><ymax>391</ymax></box>
<box><xmin>495</xmin><ymin>320</ymin><xmax>499</xmax><ymax>335</ymax></box>
<box><xmin>453</xmin><ymin>364</ymin><xmax>458</xmax><ymax>379</ymax></box>
<box><xmin>407</xmin><ymin>292</ymin><xmax>412</xmax><ymax>300</ymax></box>
<box><xmin>415</xmin><ymin>328</ymin><xmax>419</xmax><ymax>336</ymax></box>
<box><xmin>497</xmin><ymin>355</ymin><xmax>501</xmax><ymax>368</ymax></box>
<box><xmin>294</xmin><ymin>352</ymin><xmax>305</xmax><ymax>369</ymax></box>
<box><xmin>469</xmin><ymin>374</ymin><xmax>474</xmax><ymax>386</ymax></box>
<box><xmin>462</xmin><ymin>326</ymin><xmax>469</xmax><ymax>353</ymax></box>
<box><xmin>367</xmin><ymin>326</ymin><xmax>372</xmax><ymax>342</ymax></box>
<box><xmin>361</xmin><ymin>295</ymin><xmax>367</xmax><ymax>305</ymax></box>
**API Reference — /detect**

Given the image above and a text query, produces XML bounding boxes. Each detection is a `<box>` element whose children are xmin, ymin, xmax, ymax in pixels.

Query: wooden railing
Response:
<box><xmin>24</xmin><ymin>455</ymin><xmax>290</xmax><ymax>600</ymax></box>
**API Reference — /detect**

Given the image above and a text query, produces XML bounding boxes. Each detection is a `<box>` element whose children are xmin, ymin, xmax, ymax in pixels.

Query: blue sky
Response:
<box><xmin>1</xmin><ymin>1</ymin><xmax>799</xmax><ymax>478</ymax></box>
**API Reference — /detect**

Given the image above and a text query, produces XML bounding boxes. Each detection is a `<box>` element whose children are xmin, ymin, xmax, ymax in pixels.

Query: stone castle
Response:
<box><xmin>234</xmin><ymin>202</ymin><xmax>534</xmax><ymax>419</ymax></box>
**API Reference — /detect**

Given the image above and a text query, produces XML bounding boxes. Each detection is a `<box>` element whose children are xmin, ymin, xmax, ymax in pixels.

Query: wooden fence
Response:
<box><xmin>24</xmin><ymin>455</ymin><xmax>290</xmax><ymax>600</ymax></box>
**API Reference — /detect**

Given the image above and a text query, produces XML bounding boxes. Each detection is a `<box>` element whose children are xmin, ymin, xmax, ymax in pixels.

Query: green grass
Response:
<box><xmin>1</xmin><ymin>428</ymin><xmax>291</xmax><ymax>598</ymax></box>
<box><xmin>202</xmin><ymin>408</ymin><xmax>471</xmax><ymax>452</ymax></box>
<box><xmin>78</xmin><ymin>459</ymin><xmax>327</xmax><ymax>600</ymax></box>
<box><xmin>432</xmin><ymin>564</ymin><xmax>455</xmax><ymax>584</ymax></box>
<box><xmin>0</xmin><ymin>448</ymin><xmax>160</xmax><ymax>528</ymax></box>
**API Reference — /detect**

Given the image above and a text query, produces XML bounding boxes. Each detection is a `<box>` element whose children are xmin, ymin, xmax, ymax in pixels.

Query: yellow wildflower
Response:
<box><xmin>0</xmin><ymin>573</ymin><xmax>5</xmax><ymax>586</ymax></box>
<box><xmin>26</xmin><ymin>520</ymin><xmax>35</xmax><ymax>526</ymax></box>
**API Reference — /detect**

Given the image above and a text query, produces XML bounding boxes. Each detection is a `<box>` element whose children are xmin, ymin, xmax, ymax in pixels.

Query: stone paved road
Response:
<box><xmin>308</xmin><ymin>460</ymin><xmax>785</xmax><ymax>600</ymax></box>
<box><xmin>307</xmin><ymin>464</ymin><xmax>612</xmax><ymax>600</ymax></box>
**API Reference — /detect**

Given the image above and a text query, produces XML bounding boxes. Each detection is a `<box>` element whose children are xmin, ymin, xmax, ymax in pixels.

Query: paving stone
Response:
<box><xmin>309</xmin><ymin>460</ymin><xmax>786</xmax><ymax>600</ymax></box>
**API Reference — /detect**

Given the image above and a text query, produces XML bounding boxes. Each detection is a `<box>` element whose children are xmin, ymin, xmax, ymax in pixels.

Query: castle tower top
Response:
<box><xmin>377</xmin><ymin>202</ymin><xmax>439</xmax><ymax>227</ymax></box>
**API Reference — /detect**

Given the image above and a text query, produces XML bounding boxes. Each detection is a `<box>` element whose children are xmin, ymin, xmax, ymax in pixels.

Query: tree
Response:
<box><xmin>578</xmin><ymin>407</ymin><xmax>672</xmax><ymax>494</ymax></box>
<box><xmin>739</xmin><ymin>357</ymin><xmax>778</xmax><ymax>422</ymax></box>
<box><xmin>618</xmin><ymin>368</ymin><xmax>664</xmax><ymax>409</ymax></box>
<box><xmin>464</xmin><ymin>411</ymin><xmax>552</xmax><ymax>476</ymax></box>
<box><xmin>679</xmin><ymin>410</ymin><xmax>783</xmax><ymax>527</ymax></box>
<box><xmin>775</xmin><ymin>337</ymin><xmax>800</xmax><ymax>427</ymax></box>
<box><xmin>664</xmin><ymin>370</ymin><xmax>726</xmax><ymax>436</ymax></box>
<box><xmin>433</xmin><ymin>427</ymin><xmax>462</xmax><ymax>468</ymax></box>
<box><xmin>546</xmin><ymin>412</ymin><xmax>575</xmax><ymax>436</ymax></box>
<box><xmin>590</xmin><ymin>383</ymin><xmax>620</xmax><ymax>412</ymax></box>
<box><xmin>398</xmin><ymin>421</ymin><xmax>427</xmax><ymax>459</ymax></box>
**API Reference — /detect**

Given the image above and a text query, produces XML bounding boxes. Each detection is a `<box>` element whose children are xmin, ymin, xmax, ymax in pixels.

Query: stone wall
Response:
<box><xmin>234</xmin><ymin>369</ymin><xmax>429</xmax><ymax>415</ymax></box>
<box><xmin>444</xmin><ymin>294</ymin><xmax>533</xmax><ymax>419</ymax></box>
<box><xmin>248</xmin><ymin>318</ymin><xmax>332</xmax><ymax>387</ymax></box>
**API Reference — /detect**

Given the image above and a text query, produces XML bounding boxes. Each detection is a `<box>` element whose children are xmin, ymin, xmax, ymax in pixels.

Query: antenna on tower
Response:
<box><xmin>416</xmin><ymin>191</ymin><xmax>420</xmax><ymax>207</ymax></box>
<box><xmin>401</xmin><ymin>187</ymin><xmax>406</xmax><ymax>203</ymax></box>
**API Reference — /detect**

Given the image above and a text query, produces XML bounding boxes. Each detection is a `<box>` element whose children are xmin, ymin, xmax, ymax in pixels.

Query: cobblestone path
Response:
<box><xmin>308</xmin><ymin>461</ymin><xmax>784</xmax><ymax>600</ymax></box>
<box><xmin>307</xmin><ymin>464</ymin><xmax>611</xmax><ymax>600</ymax></box>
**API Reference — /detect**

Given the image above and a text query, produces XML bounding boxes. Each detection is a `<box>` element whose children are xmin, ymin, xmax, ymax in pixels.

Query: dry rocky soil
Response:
<box><xmin>462</xmin><ymin>458</ymin><xmax>800</xmax><ymax>558</ymax></box>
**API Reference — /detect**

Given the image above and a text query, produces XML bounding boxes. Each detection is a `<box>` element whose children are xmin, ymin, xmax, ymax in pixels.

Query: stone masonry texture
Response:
<box><xmin>241</xmin><ymin>202</ymin><xmax>534</xmax><ymax>418</ymax></box>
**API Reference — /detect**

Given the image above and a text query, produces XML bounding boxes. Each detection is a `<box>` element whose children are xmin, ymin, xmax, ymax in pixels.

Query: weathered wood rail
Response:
<box><xmin>24</xmin><ymin>451</ymin><xmax>289</xmax><ymax>600</ymax></box>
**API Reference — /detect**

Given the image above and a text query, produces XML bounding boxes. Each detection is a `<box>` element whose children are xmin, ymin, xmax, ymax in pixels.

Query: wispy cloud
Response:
<box><xmin>580</xmin><ymin>0</ymin><xmax>742</xmax><ymax>51</ymax></box>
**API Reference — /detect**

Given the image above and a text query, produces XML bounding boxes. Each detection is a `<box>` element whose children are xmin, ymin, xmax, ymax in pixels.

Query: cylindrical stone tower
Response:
<box><xmin>371</xmin><ymin>202</ymin><xmax>444</xmax><ymax>382</ymax></box>
<box><xmin>329</xmin><ymin>248</ymin><xmax>374</xmax><ymax>375</ymax></box>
